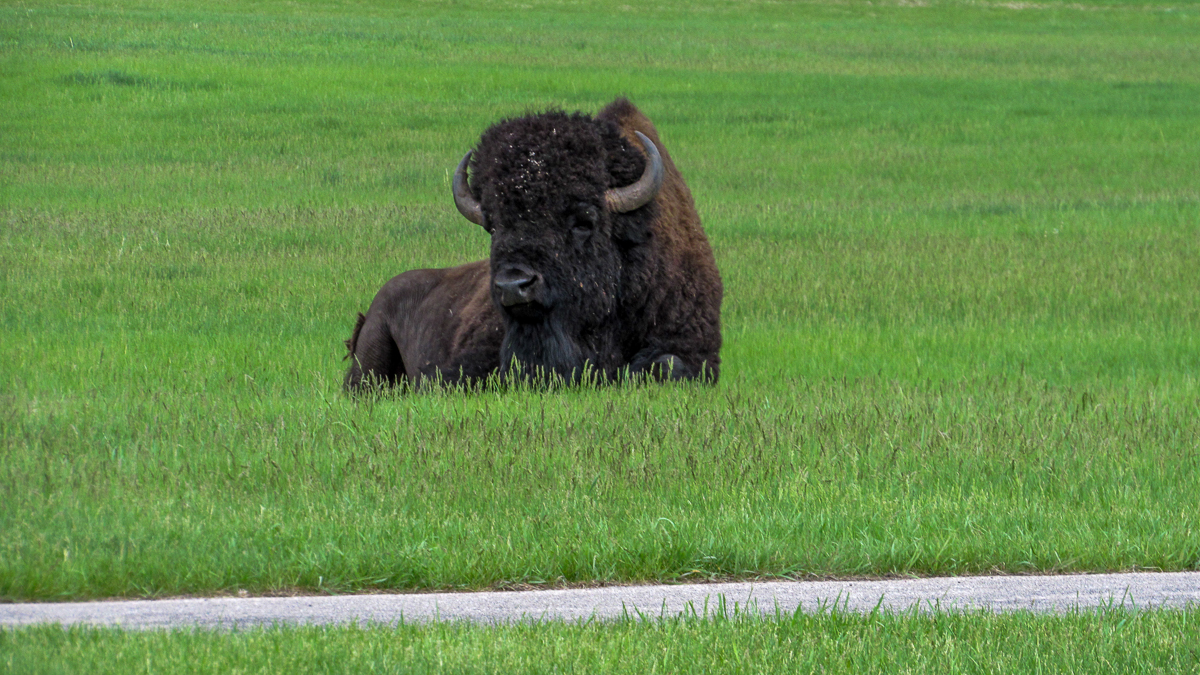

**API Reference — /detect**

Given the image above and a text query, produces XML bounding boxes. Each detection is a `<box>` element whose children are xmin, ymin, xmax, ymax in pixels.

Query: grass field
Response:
<box><xmin>3</xmin><ymin>0</ymin><xmax>1199</xmax><ymax>612</ymax></box>
<box><xmin>5</xmin><ymin>605</ymin><xmax>1200</xmax><ymax>674</ymax></box>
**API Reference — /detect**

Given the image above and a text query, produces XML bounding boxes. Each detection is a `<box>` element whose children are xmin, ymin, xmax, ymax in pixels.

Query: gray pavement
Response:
<box><xmin>3</xmin><ymin>572</ymin><xmax>1198</xmax><ymax>629</ymax></box>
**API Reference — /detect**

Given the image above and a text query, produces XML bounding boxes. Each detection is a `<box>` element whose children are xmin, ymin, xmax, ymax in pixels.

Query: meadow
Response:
<box><xmin>2</xmin><ymin>0</ymin><xmax>1199</xmax><ymax>663</ymax></box>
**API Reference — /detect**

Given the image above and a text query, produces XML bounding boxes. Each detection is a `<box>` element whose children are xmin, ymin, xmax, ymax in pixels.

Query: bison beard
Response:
<box><xmin>500</xmin><ymin>319</ymin><xmax>594</xmax><ymax>382</ymax></box>
<box><xmin>498</xmin><ymin>271</ymin><xmax>623</xmax><ymax>382</ymax></box>
<box><xmin>344</xmin><ymin>97</ymin><xmax>722</xmax><ymax>391</ymax></box>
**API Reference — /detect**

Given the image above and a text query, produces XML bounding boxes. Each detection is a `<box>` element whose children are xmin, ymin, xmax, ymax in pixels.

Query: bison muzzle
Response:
<box><xmin>344</xmin><ymin>97</ymin><xmax>722</xmax><ymax>390</ymax></box>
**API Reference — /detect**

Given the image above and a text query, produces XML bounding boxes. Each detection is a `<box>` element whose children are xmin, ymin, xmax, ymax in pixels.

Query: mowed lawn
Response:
<box><xmin>5</xmin><ymin>607</ymin><xmax>1200</xmax><ymax>674</ymax></box>
<box><xmin>2</xmin><ymin>0</ymin><xmax>1199</xmax><ymax>611</ymax></box>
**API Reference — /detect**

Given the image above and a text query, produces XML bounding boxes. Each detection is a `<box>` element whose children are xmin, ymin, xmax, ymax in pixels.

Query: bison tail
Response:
<box><xmin>343</xmin><ymin>312</ymin><xmax>367</xmax><ymax>360</ymax></box>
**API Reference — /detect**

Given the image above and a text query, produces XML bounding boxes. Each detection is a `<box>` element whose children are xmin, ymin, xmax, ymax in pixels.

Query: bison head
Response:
<box><xmin>451</xmin><ymin>112</ymin><xmax>663</xmax><ymax>381</ymax></box>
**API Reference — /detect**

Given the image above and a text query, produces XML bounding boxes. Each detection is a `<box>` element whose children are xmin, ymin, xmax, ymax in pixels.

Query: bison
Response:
<box><xmin>344</xmin><ymin>97</ymin><xmax>722</xmax><ymax>390</ymax></box>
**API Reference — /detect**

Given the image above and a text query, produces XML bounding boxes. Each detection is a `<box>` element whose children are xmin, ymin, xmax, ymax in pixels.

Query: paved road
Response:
<box><xmin>3</xmin><ymin>572</ymin><xmax>1198</xmax><ymax>629</ymax></box>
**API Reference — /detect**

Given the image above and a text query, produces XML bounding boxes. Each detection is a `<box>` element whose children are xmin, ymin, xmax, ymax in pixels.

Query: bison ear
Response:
<box><xmin>612</xmin><ymin>213</ymin><xmax>652</xmax><ymax>247</ymax></box>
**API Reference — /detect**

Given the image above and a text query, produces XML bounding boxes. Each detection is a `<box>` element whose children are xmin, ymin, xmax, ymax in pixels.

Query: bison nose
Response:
<box><xmin>494</xmin><ymin>266</ymin><xmax>545</xmax><ymax>308</ymax></box>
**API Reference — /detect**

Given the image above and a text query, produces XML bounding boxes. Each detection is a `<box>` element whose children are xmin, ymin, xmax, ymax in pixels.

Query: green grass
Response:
<box><xmin>4</xmin><ymin>607</ymin><xmax>1200</xmax><ymax>673</ymax></box>
<box><xmin>3</xmin><ymin>0</ymin><xmax>1200</xmax><ymax>603</ymax></box>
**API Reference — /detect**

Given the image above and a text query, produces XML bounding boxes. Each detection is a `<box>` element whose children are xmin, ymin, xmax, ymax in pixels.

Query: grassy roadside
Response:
<box><xmin>4</xmin><ymin>607</ymin><xmax>1200</xmax><ymax>674</ymax></box>
<box><xmin>3</xmin><ymin>0</ymin><xmax>1199</xmax><ymax>601</ymax></box>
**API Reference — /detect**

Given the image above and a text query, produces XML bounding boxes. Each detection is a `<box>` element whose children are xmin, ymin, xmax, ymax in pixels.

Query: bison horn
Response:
<box><xmin>452</xmin><ymin>151</ymin><xmax>486</xmax><ymax>228</ymax></box>
<box><xmin>605</xmin><ymin>131</ymin><xmax>664</xmax><ymax>214</ymax></box>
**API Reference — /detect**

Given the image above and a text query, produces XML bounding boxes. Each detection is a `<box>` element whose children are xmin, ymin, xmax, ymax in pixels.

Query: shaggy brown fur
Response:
<box><xmin>344</xmin><ymin>98</ymin><xmax>722</xmax><ymax>390</ymax></box>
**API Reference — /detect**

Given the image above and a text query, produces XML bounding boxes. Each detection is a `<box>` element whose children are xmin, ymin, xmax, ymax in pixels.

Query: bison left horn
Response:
<box><xmin>452</xmin><ymin>151</ymin><xmax>486</xmax><ymax>228</ymax></box>
<box><xmin>605</xmin><ymin>131</ymin><xmax>664</xmax><ymax>214</ymax></box>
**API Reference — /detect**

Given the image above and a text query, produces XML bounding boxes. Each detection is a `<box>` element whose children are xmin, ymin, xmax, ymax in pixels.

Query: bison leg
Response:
<box><xmin>629</xmin><ymin>350</ymin><xmax>694</xmax><ymax>381</ymax></box>
<box><xmin>343</xmin><ymin>310</ymin><xmax>406</xmax><ymax>392</ymax></box>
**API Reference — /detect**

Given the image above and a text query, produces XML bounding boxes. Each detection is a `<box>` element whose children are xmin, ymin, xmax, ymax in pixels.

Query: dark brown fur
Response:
<box><xmin>344</xmin><ymin>98</ymin><xmax>722</xmax><ymax>390</ymax></box>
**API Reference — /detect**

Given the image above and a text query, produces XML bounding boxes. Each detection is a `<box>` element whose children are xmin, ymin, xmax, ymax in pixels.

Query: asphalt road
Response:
<box><xmin>4</xmin><ymin>572</ymin><xmax>1199</xmax><ymax>629</ymax></box>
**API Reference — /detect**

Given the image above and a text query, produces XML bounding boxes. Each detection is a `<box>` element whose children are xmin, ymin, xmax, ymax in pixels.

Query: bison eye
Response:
<box><xmin>569</xmin><ymin>204</ymin><xmax>598</xmax><ymax>248</ymax></box>
<box><xmin>570</xmin><ymin>203</ymin><xmax>599</xmax><ymax>232</ymax></box>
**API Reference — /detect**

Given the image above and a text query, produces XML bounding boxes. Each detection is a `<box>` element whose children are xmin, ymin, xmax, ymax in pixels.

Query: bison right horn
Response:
<box><xmin>452</xmin><ymin>151</ymin><xmax>486</xmax><ymax>228</ymax></box>
<box><xmin>605</xmin><ymin>131</ymin><xmax>664</xmax><ymax>214</ymax></box>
